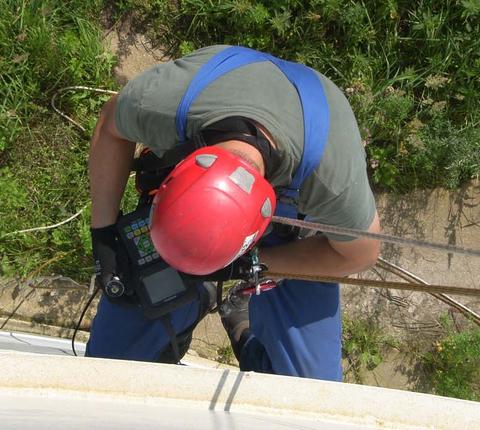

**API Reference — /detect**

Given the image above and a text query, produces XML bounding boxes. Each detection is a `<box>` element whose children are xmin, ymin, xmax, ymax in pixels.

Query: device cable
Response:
<box><xmin>71</xmin><ymin>286</ymin><xmax>100</xmax><ymax>357</ymax></box>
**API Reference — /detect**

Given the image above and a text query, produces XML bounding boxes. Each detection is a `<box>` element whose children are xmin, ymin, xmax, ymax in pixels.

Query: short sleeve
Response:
<box><xmin>114</xmin><ymin>73</ymin><xmax>146</xmax><ymax>143</ymax></box>
<box><xmin>300</xmin><ymin>168</ymin><xmax>377</xmax><ymax>242</ymax></box>
<box><xmin>296</xmin><ymin>70</ymin><xmax>377</xmax><ymax>241</ymax></box>
<box><xmin>114</xmin><ymin>46</ymin><xmax>229</xmax><ymax>155</ymax></box>
<box><xmin>114</xmin><ymin>63</ymin><xmax>187</xmax><ymax>154</ymax></box>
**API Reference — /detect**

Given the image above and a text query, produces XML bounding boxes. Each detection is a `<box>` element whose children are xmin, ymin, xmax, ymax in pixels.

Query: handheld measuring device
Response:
<box><xmin>115</xmin><ymin>204</ymin><xmax>198</xmax><ymax>319</ymax></box>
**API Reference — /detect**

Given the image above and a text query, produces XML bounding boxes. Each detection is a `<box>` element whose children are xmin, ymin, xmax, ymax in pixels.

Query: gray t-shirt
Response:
<box><xmin>116</xmin><ymin>45</ymin><xmax>376</xmax><ymax>241</ymax></box>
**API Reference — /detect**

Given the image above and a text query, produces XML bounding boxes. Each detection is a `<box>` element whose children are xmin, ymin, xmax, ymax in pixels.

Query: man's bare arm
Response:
<box><xmin>89</xmin><ymin>95</ymin><xmax>136</xmax><ymax>228</ymax></box>
<box><xmin>259</xmin><ymin>212</ymin><xmax>381</xmax><ymax>277</ymax></box>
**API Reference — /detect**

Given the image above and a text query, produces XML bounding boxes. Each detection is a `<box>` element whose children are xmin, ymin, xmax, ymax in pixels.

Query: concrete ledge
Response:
<box><xmin>0</xmin><ymin>351</ymin><xmax>478</xmax><ymax>429</ymax></box>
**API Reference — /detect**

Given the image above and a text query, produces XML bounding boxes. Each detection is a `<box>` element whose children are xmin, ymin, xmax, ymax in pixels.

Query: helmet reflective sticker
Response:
<box><xmin>195</xmin><ymin>154</ymin><xmax>217</xmax><ymax>168</ymax></box>
<box><xmin>228</xmin><ymin>166</ymin><xmax>255</xmax><ymax>194</ymax></box>
<box><xmin>261</xmin><ymin>197</ymin><xmax>272</xmax><ymax>218</ymax></box>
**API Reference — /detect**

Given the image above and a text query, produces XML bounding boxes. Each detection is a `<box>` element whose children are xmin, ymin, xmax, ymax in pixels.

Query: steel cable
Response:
<box><xmin>272</xmin><ymin>216</ymin><xmax>480</xmax><ymax>258</ymax></box>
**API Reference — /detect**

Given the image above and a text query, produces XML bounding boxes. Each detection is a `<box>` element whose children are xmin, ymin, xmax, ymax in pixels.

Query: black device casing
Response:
<box><xmin>115</xmin><ymin>205</ymin><xmax>198</xmax><ymax>320</ymax></box>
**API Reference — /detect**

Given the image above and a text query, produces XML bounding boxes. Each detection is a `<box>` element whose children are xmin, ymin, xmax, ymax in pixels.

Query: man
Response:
<box><xmin>87</xmin><ymin>45</ymin><xmax>380</xmax><ymax>381</ymax></box>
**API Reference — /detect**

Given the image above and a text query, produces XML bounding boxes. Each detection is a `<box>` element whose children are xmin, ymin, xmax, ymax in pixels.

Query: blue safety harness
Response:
<box><xmin>176</xmin><ymin>46</ymin><xmax>341</xmax><ymax>380</ymax></box>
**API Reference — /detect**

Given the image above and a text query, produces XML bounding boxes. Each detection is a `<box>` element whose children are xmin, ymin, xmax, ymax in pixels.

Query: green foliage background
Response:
<box><xmin>423</xmin><ymin>326</ymin><xmax>480</xmax><ymax>401</ymax></box>
<box><xmin>0</xmin><ymin>0</ymin><xmax>117</xmax><ymax>279</ymax></box>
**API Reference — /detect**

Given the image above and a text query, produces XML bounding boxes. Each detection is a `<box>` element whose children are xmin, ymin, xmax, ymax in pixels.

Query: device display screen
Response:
<box><xmin>142</xmin><ymin>268</ymin><xmax>187</xmax><ymax>305</ymax></box>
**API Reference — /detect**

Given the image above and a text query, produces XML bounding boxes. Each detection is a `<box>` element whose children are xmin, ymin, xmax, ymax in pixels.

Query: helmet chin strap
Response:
<box><xmin>195</xmin><ymin>116</ymin><xmax>282</xmax><ymax>180</ymax></box>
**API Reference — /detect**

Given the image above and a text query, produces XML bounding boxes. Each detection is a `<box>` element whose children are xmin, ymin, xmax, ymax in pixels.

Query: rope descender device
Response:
<box><xmin>238</xmin><ymin>248</ymin><xmax>277</xmax><ymax>296</ymax></box>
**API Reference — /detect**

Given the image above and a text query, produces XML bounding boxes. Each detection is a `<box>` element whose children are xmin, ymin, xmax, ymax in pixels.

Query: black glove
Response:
<box><xmin>91</xmin><ymin>224</ymin><xmax>132</xmax><ymax>298</ymax></box>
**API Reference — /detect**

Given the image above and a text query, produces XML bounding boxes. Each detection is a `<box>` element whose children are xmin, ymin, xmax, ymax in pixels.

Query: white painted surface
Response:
<box><xmin>0</xmin><ymin>330</ymin><xmax>85</xmax><ymax>356</ymax></box>
<box><xmin>0</xmin><ymin>331</ymin><xmax>479</xmax><ymax>430</ymax></box>
<box><xmin>0</xmin><ymin>389</ymin><xmax>375</xmax><ymax>430</ymax></box>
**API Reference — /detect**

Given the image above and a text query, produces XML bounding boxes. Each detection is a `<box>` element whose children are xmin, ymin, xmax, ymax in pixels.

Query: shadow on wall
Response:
<box><xmin>444</xmin><ymin>184</ymin><xmax>479</xmax><ymax>268</ymax></box>
<box><xmin>343</xmin><ymin>181</ymin><xmax>480</xmax><ymax>347</ymax></box>
<box><xmin>0</xmin><ymin>277</ymin><xmax>95</xmax><ymax>338</ymax></box>
<box><xmin>376</xmin><ymin>180</ymin><xmax>480</xmax><ymax>274</ymax></box>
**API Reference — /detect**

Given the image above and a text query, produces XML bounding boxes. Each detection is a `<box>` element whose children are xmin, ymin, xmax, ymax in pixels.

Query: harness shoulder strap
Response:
<box><xmin>176</xmin><ymin>46</ymin><xmax>330</xmax><ymax>216</ymax></box>
<box><xmin>176</xmin><ymin>47</ymin><xmax>268</xmax><ymax>143</ymax></box>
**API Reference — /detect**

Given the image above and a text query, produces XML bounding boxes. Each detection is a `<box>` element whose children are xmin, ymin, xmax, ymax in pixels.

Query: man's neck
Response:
<box><xmin>215</xmin><ymin>140</ymin><xmax>265</xmax><ymax>177</ymax></box>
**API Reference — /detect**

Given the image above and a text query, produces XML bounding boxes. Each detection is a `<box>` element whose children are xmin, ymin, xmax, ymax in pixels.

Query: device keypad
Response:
<box><xmin>122</xmin><ymin>217</ymin><xmax>161</xmax><ymax>266</ymax></box>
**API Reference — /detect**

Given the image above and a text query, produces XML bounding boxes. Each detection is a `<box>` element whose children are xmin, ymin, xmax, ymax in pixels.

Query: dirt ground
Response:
<box><xmin>1</xmin><ymin>26</ymin><xmax>479</xmax><ymax>391</ymax></box>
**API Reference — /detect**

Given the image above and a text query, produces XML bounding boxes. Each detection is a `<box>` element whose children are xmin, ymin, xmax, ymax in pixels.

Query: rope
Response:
<box><xmin>376</xmin><ymin>258</ymin><xmax>480</xmax><ymax>326</ymax></box>
<box><xmin>2</xmin><ymin>205</ymin><xmax>88</xmax><ymax>238</ymax></box>
<box><xmin>51</xmin><ymin>85</ymin><xmax>118</xmax><ymax>133</ymax></box>
<box><xmin>272</xmin><ymin>216</ymin><xmax>480</xmax><ymax>258</ymax></box>
<box><xmin>265</xmin><ymin>270</ymin><xmax>480</xmax><ymax>297</ymax></box>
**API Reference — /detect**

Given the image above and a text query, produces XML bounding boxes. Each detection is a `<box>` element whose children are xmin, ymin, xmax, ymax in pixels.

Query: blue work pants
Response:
<box><xmin>86</xmin><ymin>280</ymin><xmax>342</xmax><ymax>381</ymax></box>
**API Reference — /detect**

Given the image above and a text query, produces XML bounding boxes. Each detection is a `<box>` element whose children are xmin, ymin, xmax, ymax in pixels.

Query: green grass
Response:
<box><xmin>216</xmin><ymin>344</ymin><xmax>236</xmax><ymax>365</ymax></box>
<box><xmin>1</xmin><ymin>119</ymin><xmax>90</xmax><ymax>278</ymax></box>
<box><xmin>342</xmin><ymin>317</ymin><xmax>394</xmax><ymax>383</ymax></box>
<box><xmin>0</xmin><ymin>0</ymin><xmax>116</xmax><ymax>151</ymax></box>
<box><xmin>0</xmin><ymin>0</ymin><xmax>118</xmax><ymax>280</ymax></box>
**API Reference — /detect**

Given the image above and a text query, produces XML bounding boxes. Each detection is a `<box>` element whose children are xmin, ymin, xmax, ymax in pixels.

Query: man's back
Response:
<box><xmin>115</xmin><ymin>45</ymin><xmax>376</xmax><ymax>240</ymax></box>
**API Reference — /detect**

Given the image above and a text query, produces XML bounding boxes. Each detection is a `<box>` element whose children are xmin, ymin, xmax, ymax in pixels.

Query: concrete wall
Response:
<box><xmin>343</xmin><ymin>180</ymin><xmax>480</xmax><ymax>340</ymax></box>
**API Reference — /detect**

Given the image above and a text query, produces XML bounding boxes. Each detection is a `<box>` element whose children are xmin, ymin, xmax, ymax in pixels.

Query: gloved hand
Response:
<box><xmin>91</xmin><ymin>224</ymin><xmax>126</xmax><ymax>296</ymax></box>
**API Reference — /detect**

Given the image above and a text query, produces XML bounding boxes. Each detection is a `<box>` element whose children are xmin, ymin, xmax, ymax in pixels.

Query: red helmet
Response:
<box><xmin>149</xmin><ymin>146</ymin><xmax>275</xmax><ymax>275</ymax></box>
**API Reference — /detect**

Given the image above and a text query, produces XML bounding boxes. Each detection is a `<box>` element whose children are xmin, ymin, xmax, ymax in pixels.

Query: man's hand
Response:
<box><xmin>91</xmin><ymin>225</ymin><xmax>120</xmax><ymax>288</ymax></box>
<box><xmin>91</xmin><ymin>224</ymin><xmax>134</xmax><ymax>299</ymax></box>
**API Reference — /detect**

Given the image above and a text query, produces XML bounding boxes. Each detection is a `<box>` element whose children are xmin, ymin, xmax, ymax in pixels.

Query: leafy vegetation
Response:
<box><xmin>216</xmin><ymin>344</ymin><xmax>236</xmax><ymax>364</ymax></box>
<box><xmin>422</xmin><ymin>327</ymin><xmax>480</xmax><ymax>401</ymax></box>
<box><xmin>0</xmin><ymin>0</ymin><xmax>117</xmax><ymax>280</ymax></box>
<box><xmin>118</xmin><ymin>0</ymin><xmax>480</xmax><ymax>191</ymax></box>
<box><xmin>342</xmin><ymin>317</ymin><xmax>394</xmax><ymax>383</ymax></box>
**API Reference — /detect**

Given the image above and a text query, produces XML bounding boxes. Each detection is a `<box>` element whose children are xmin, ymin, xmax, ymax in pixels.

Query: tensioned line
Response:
<box><xmin>273</xmin><ymin>216</ymin><xmax>480</xmax><ymax>257</ymax></box>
